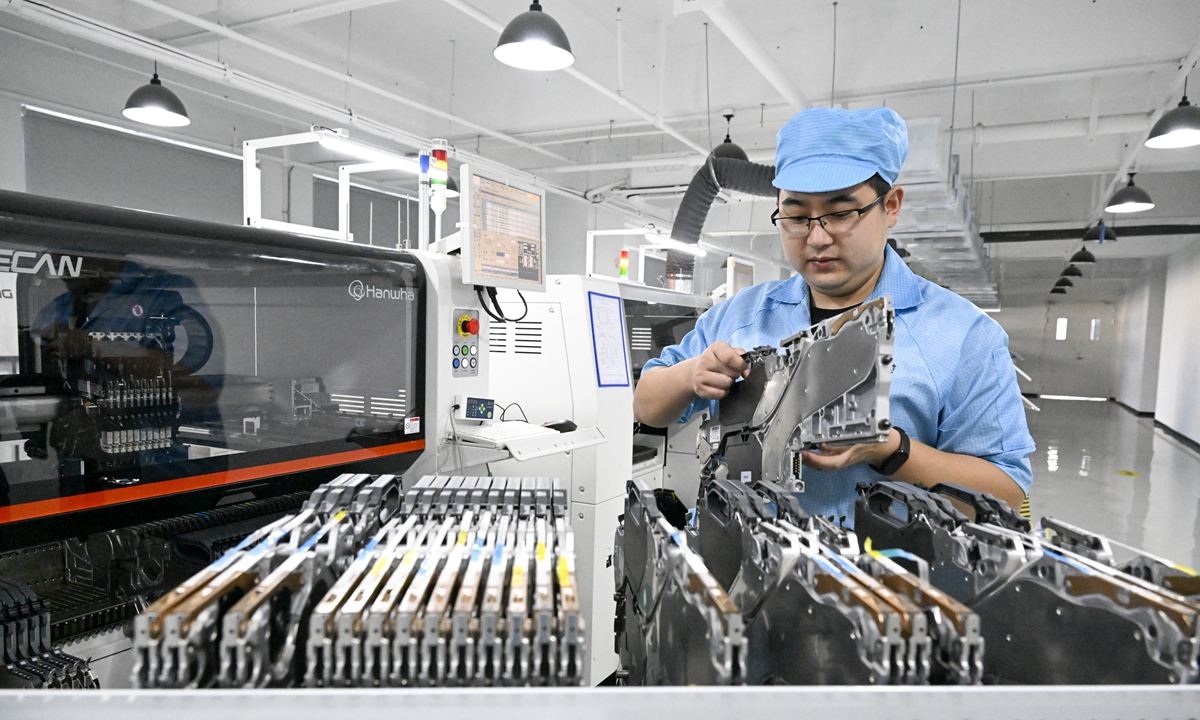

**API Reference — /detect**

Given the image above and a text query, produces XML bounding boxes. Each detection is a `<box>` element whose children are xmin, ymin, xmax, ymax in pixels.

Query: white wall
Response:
<box><xmin>992</xmin><ymin>304</ymin><xmax>1049</xmax><ymax>395</ymax></box>
<box><xmin>24</xmin><ymin>112</ymin><xmax>249</xmax><ymax>225</ymax></box>
<box><xmin>1156</xmin><ymin>238</ymin><xmax>1200</xmax><ymax>443</ymax></box>
<box><xmin>0</xmin><ymin>97</ymin><xmax>23</xmax><ymax>193</ymax></box>
<box><xmin>1111</xmin><ymin>262</ymin><xmax>1166</xmax><ymax>413</ymax></box>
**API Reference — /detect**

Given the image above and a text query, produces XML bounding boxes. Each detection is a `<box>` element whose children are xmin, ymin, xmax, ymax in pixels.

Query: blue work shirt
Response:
<box><xmin>642</xmin><ymin>246</ymin><xmax>1035</xmax><ymax>524</ymax></box>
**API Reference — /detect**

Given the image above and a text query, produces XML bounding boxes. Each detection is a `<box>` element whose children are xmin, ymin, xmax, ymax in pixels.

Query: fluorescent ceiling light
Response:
<box><xmin>1039</xmin><ymin>395</ymin><xmax>1107</xmax><ymax>402</ymax></box>
<box><xmin>317</xmin><ymin>131</ymin><xmax>421</xmax><ymax>173</ymax></box>
<box><xmin>644</xmin><ymin>232</ymin><xmax>708</xmax><ymax>258</ymax></box>
<box><xmin>23</xmin><ymin>105</ymin><xmax>240</xmax><ymax>160</ymax></box>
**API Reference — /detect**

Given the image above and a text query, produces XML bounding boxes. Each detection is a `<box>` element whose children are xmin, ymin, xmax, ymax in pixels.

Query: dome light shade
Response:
<box><xmin>1054</xmin><ymin>278</ymin><xmax>1074</xmax><ymax>288</ymax></box>
<box><xmin>1104</xmin><ymin>174</ymin><xmax>1154</xmax><ymax>213</ymax></box>
<box><xmin>123</xmin><ymin>70</ymin><xmax>189</xmax><ymax>127</ymax></box>
<box><xmin>1069</xmin><ymin>248</ymin><xmax>1097</xmax><ymax>265</ymax></box>
<box><xmin>712</xmin><ymin>135</ymin><xmax>749</xmax><ymax>161</ymax></box>
<box><xmin>1061</xmin><ymin>265</ymin><xmax>1083</xmax><ymax>278</ymax></box>
<box><xmin>494</xmin><ymin>2</ymin><xmax>574</xmax><ymax>71</ymax></box>
<box><xmin>1145</xmin><ymin>97</ymin><xmax>1200</xmax><ymax>149</ymax></box>
<box><xmin>446</xmin><ymin>174</ymin><xmax>460</xmax><ymax>199</ymax></box>
<box><xmin>1083</xmin><ymin>222</ymin><xmax>1117</xmax><ymax>242</ymax></box>
<box><xmin>1050</xmin><ymin>287</ymin><xmax>1068</xmax><ymax>295</ymax></box>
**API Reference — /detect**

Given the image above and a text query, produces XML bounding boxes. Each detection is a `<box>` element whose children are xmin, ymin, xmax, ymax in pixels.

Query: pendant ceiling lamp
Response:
<box><xmin>1054</xmin><ymin>278</ymin><xmax>1074</xmax><ymax>288</ymax></box>
<box><xmin>1050</xmin><ymin>287</ymin><xmax>1068</xmax><ymax>295</ymax></box>
<box><xmin>1060</xmin><ymin>265</ymin><xmax>1083</xmax><ymax>278</ymax></box>
<box><xmin>1145</xmin><ymin>77</ymin><xmax>1200</xmax><ymax>149</ymax></box>
<box><xmin>494</xmin><ymin>2</ymin><xmax>574</xmax><ymax>71</ymax></box>
<box><xmin>123</xmin><ymin>63</ymin><xmax>190</xmax><ymax>127</ymax></box>
<box><xmin>712</xmin><ymin>110</ymin><xmax>749</xmax><ymax>161</ymax></box>
<box><xmin>1069</xmin><ymin>247</ymin><xmax>1097</xmax><ymax>265</ymax></box>
<box><xmin>1104</xmin><ymin>174</ymin><xmax>1154</xmax><ymax>214</ymax></box>
<box><xmin>1083</xmin><ymin>222</ymin><xmax>1117</xmax><ymax>242</ymax></box>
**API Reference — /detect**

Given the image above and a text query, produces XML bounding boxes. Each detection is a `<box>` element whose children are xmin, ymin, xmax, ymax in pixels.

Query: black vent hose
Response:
<box><xmin>666</xmin><ymin>156</ymin><xmax>776</xmax><ymax>275</ymax></box>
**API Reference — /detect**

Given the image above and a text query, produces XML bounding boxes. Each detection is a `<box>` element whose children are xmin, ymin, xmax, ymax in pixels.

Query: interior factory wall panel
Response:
<box><xmin>1110</xmin><ymin>263</ymin><xmax>1166</xmax><ymax>414</ymax></box>
<box><xmin>1037</xmin><ymin>301</ymin><xmax>1116</xmax><ymax>398</ymax></box>
<box><xmin>991</xmin><ymin>305</ymin><xmax>1050</xmax><ymax>396</ymax></box>
<box><xmin>0</xmin><ymin>98</ymin><xmax>24</xmax><ymax>193</ymax></box>
<box><xmin>23</xmin><ymin>113</ymin><xmax>241</xmax><ymax>224</ymax></box>
<box><xmin>1156</xmin><ymin>238</ymin><xmax>1200</xmax><ymax>444</ymax></box>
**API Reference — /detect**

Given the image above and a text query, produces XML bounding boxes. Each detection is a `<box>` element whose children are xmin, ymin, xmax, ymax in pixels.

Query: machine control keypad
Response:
<box><xmin>452</xmin><ymin>309</ymin><xmax>481</xmax><ymax>378</ymax></box>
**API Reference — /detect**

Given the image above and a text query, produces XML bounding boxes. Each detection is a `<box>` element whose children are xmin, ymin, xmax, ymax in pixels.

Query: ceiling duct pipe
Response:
<box><xmin>667</xmin><ymin>156</ymin><xmax>776</xmax><ymax>277</ymax></box>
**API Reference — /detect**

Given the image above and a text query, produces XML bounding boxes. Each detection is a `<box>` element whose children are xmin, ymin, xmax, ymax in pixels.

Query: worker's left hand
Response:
<box><xmin>800</xmin><ymin>429</ymin><xmax>899</xmax><ymax>472</ymax></box>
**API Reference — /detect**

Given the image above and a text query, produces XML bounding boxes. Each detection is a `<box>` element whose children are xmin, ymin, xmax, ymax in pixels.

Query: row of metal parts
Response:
<box><xmin>614</xmin><ymin>477</ymin><xmax>981</xmax><ymax>686</ymax></box>
<box><xmin>614</xmin><ymin>476</ymin><xmax>1200</xmax><ymax>685</ymax></box>
<box><xmin>0</xmin><ymin>575</ymin><xmax>98</xmax><ymax>688</ymax></box>
<box><xmin>855</xmin><ymin>481</ymin><xmax>1200</xmax><ymax>684</ymax></box>
<box><xmin>132</xmin><ymin>473</ymin><xmax>586</xmax><ymax>689</ymax></box>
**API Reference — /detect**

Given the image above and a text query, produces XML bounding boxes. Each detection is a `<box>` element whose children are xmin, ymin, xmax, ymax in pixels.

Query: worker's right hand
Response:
<box><xmin>691</xmin><ymin>341</ymin><xmax>750</xmax><ymax>400</ymax></box>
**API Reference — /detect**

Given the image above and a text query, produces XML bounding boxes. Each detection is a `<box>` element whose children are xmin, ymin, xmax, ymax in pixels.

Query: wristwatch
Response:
<box><xmin>870</xmin><ymin>426</ymin><xmax>910</xmax><ymax>476</ymax></box>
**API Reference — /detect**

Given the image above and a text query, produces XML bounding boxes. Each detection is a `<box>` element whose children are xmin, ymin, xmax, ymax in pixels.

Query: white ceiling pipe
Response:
<box><xmin>0</xmin><ymin>0</ymin><xmax>679</xmax><ymax>231</ymax></box>
<box><xmin>537</xmin><ymin>110</ymin><xmax>1164</xmax><ymax>175</ymax></box>
<box><xmin>168</xmin><ymin>0</ymin><xmax>401</xmax><ymax>47</ymax></box>
<box><xmin>123</xmin><ymin>0</ymin><xmax>569</xmax><ymax>162</ymax></box>
<box><xmin>539</xmin><ymin>147</ymin><xmax>774</xmax><ymax>174</ymax></box>
<box><xmin>1094</xmin><ymin>31</ymin><xmax>1200</xmax><ymax>216</ymax></box>
<box><xmin>680</xmin><ymin>1</ymin><xmax>810</xmax><ymax>110</ymax></box>
<box><xmin>973</xmin><ymin>113</ymin><xmax>1149</xmax><ymax>145</ymax></box>
<box><xmin>492</xmin><ymin>58</ymin><xmax>1176</xmax><ymax>145</ymax></box>
<box><xmin>438</xmin><ymin>0</ymin><xmax>709</xmax><ymax>156</ymax></box>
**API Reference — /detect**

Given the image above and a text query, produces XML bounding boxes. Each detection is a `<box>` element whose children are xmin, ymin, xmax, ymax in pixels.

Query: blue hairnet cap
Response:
<box><xmin>773</xmin><ymin>107</ymin><xmax>908</xmax><ymax>193</ymax></box>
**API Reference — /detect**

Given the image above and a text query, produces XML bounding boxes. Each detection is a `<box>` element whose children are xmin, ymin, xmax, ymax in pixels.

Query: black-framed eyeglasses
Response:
<box><xmin>770</xmin><ymin>194</ymin><xmax>886</xmax><ymax>238</ymax></box>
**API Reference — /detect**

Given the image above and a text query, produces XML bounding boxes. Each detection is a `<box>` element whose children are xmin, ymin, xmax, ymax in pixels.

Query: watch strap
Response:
<box><xmin>870</xmin><ymin>426</ymin><xmax>910</xmax><ymax>476</ymax></box>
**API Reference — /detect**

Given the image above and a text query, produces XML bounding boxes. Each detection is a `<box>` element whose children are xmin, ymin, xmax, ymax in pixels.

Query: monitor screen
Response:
<box><xmin>461</xmin><ymin>167</ymin><xmax>546</xmax><ymax>292</ymax></box>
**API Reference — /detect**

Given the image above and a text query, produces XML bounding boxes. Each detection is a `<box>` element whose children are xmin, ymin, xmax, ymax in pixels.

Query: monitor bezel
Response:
<box><xmin>459</xmin><ymin>164</ymin><xmax>548</xmax><ymax>293</ymax></box>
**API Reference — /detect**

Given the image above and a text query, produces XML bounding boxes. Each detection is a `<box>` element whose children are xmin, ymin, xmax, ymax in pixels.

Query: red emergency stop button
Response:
<box><xmin>467</xmin><ymin>318</ymin><xmax>480</xmax><ymax>335</ymax></box>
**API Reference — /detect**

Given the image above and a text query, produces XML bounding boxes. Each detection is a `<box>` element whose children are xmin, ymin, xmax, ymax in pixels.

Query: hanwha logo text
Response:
<box><xmin>348</xmin><ymin>280</ymin><xmax>366</xmax><ymax>301</ymax></box>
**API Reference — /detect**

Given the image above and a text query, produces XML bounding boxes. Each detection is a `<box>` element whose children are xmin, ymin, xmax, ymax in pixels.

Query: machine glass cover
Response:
<box><xmin>0</xmin><ymin>201</ymin><xmax>424</xmax><ymax>545</ymax></box>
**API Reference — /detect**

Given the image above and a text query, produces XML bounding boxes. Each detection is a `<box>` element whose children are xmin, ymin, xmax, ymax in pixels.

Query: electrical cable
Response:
<box><xmin>476</xmin><ymin>286</ymin><xmax>506</xmax><ymax>322</ymax></box>
<box><xmin>947</xmin><ymin>0</ymin><xmax>963</xmax><ymax>185</ymax></box>
<box><xmin>499</xmin><ymin>402</ymin><xmax>530</xmax><ymax>423</ymax></box>
<box><xmin>830</xmin><ymin>2</ymin><xmax>838</xmax><ymax>107</ymax></box>
<box><xmin>443</xmin><ymin>403</ymin><xmax>466</xmax><ymax>473</ymax></box>
<box><xmin>475</xmin><ymin>285</ymin><xmax>529</xmax><ymax>323</ymax></box>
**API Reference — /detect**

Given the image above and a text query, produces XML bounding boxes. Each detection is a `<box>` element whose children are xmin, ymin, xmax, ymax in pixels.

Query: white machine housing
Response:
<box><xmin>405</xmin><ymin>250</ymin><xmax>495</xmax><ymax>479</ymax></box>
<box><xmin>489</xmin><ymin>275</ymin><xmax>633</xmax><ymax>684</ymax></box>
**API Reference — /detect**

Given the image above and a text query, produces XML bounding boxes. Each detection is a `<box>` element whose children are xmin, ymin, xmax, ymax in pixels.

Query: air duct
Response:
<box><xmin>668</xmin><ymin>155</ymin><xmax>775</xmax><ymax>276</ymax></box>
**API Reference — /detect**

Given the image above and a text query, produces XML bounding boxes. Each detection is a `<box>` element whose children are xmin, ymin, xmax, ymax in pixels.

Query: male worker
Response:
<box><xmin>633</xmin><ymin>107</ymin><xmax>1034</xmax><ymax>521</ymax></box>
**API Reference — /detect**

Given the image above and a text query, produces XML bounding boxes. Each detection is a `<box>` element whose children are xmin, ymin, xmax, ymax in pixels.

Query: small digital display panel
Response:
<box><xmin>464</xmin><ymin>397</ymin><xmax>495</xmax><ymax>420</ymax></box>
<box><xmin>463</xmin><ymin>169</ymin><xmax>545</xmax><ymax>292</ymax></box>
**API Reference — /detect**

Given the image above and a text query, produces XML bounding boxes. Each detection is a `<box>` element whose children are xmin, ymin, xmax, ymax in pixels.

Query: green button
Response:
<box><xmin>461</xmin><ymin>345</ymin><xmax>469</xmax><ymax>355</ymax></box>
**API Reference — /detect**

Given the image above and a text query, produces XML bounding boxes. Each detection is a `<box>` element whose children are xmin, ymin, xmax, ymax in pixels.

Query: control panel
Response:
<box><xmin>452</xmin><ymin>308</ymin><xmax>481</xmax><ymax>377</ymax></box>
<box><xmin>454</xmin><ymin>395</ymin><xmax>495</xmax><ymax>421</ymax></box>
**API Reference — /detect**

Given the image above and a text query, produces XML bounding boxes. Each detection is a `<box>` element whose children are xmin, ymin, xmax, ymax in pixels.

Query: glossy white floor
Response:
<box><xmin>1025</xmin><ymin>398</ymin><xmax>1200</xmax><ymax>569</ymax></box>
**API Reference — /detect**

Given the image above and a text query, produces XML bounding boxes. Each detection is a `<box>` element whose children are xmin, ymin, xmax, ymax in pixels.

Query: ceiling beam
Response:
<box><xmin>123</xmin><ymin>0</ymin><xmax>570</xmax><ymax>162</ymax></box>
<box><xmin>676</xmin><ymin>0</ymin><xmax>809</xmax><ymax>111</ymax></box>
<box><xmin>984</xmin><ymin>224</ymin><xmax>1200</xmax><ymax>243</ymax></box>
<box><xmin>165</xmin><ymin>0</ymin><xmax>399</xmax><ymax>47</ymax></box>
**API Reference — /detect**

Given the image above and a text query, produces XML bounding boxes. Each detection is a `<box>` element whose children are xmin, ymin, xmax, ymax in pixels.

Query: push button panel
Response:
<box><xmin>452</xmin><ymin>308</ymin><xmax>481</xmax><ymax>377</ymax></box>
